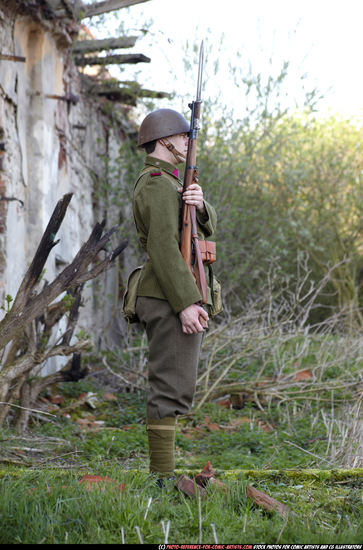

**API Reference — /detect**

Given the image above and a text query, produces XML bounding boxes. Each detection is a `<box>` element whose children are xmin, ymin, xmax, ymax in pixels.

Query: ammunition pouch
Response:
<box><xmin>199</xmin><ymin>240</ymin><xmax>216</xmax><ymax>265</ymax></box>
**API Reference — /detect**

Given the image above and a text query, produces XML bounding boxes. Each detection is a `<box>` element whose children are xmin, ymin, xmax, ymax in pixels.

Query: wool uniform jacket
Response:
<box><xmin>133</xmin><ymin>155</ymin><xmax>217</xmax><ymax>314</ymax></box>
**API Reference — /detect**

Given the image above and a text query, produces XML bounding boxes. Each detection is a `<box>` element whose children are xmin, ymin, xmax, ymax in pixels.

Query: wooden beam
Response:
<box><xmin>74</xmin><ymin>53</ymin><xmax>150</xmax><ymax>66</ymax></box>
<box><xmin>91</xmin><ymin>82</ymin><xmax>171</xmax><ymax>105</ymax></box>
<box><xmin>80</xmin><ymin>0</ymin><xmax>151</xmax><ymax>19</ymax></box>
<box><xmin>0</xmin><ymin>54</ymin><xmax>26</xmax><ymax>62</ymax></box>
<box><xmin>72</xmin><ymin>36</ymin><xmax>138</xmax><ymax>54</ymax></box>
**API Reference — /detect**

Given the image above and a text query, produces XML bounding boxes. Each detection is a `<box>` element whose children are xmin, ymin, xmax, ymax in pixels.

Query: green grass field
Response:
<box><xmin>0</xmin><ymin>381</ymin><xmax>362</xmax><ymax>545</ymax></box>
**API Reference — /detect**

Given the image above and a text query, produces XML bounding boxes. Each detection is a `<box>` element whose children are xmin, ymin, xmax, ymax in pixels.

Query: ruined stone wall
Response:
<box><xmin>0</xmin><ymin>2</ymin><xmax>129</xmax><ymax>373</ymax></box>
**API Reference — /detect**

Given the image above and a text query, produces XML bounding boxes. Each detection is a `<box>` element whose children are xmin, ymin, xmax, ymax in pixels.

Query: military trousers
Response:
<box><xmin>135</xmin><ymin>296</ymin><xmax>203</xmax><ymax>419</ymax></box>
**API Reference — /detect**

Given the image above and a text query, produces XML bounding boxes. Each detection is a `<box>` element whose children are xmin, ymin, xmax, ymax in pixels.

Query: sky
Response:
<box><xmin>85</xmin><ymin>0</ymin><xmax>363</xmax><ymax>121</ymax></box>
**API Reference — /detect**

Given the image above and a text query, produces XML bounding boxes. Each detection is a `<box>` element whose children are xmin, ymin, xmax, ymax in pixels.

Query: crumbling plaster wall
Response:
<box><xmin>0</xmin><ymin>3</ymin><xmax>127</xmax><ymax>373</ymax></box>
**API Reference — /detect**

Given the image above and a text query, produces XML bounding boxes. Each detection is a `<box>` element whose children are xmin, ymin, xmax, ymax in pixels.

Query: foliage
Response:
<box><xmin>196</xmin><ymin>92</ymin><xmax>363</xmax><ymax>323</ymax></box>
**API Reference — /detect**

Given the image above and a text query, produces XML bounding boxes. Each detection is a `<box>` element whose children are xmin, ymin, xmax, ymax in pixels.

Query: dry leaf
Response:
<box><xmin>195</xmin><ymin>460</ymin><xmax>214</xmax><ymax>487</ymax></box>
<box><xmin>256</xmin><ymin>420</ymin><xmax>274</xmax><ymax>433</ymax></box>
<box><xmin>195</xmin><ymin>461</ymin><xmax>229</xmax><ymax>493</ymax></box>
<box><xmin>205</xmin><ymin>422</ymin><xmax>220</xmax><ymax>432</ymax></box>
<box><xmin>293</xmin><ymin>369</ymin><xmax>313</xmax><ymax>381</ymax></box>
<box><xmin>104</xmin><ymin>393</ymin><xmax>118</xmax><ymax>401</ymax></box>
<box><xmin>49</xmin><ymin>395</ymin><xmax>65</xmax><ymax>405</ymax></box>
<box><xmin>216</xmin><ymin>399</ymin><xmax>231</xmax><ymax>409</ymax></box>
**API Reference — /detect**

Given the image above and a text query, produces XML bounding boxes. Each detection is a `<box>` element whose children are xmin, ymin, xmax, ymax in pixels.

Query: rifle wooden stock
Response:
<box><xmin>180</xmin><ymin>135</ymin><xmax>208</xmax><ymax>304</ymax></box>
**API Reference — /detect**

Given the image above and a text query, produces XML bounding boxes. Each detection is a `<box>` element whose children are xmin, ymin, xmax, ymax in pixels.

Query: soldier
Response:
<box><xmin>133</xmin><ymin>108</ymin><xmax>217</xmax><ymax>484</ymax></box>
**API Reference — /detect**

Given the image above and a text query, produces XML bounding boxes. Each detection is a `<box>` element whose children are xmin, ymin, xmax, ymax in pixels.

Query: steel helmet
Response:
<box><xmin>138</xmin><ymin>108</ymin><xmax>190</xmax><ymax>146</ymax></box>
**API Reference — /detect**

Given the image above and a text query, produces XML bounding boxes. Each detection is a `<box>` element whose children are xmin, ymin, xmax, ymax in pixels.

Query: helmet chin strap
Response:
<box><xmin>160</xmin><ymin>138</ymin><xmax>186</xmax><ymax>164</ymax></box>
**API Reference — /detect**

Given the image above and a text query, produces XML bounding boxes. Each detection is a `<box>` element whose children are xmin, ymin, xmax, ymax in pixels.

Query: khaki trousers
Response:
<box><xmin>136</xmin><ymin>296</ymin><xmax>203</xmax><ymax>419</ymax></box>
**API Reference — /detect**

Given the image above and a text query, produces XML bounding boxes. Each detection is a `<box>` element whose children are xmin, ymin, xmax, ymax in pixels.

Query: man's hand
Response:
<box><xmin>179</xmin><ymin>303</ymin><xmax>209</xmax><ymax>334</ymax></box>
<box><xmin>178</xmin><ymin>183</ymin><xmax>206</xmax><ymax>213</ymax></box>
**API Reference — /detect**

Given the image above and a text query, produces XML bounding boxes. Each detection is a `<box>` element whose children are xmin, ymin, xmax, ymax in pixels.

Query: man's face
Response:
<box><xmin>168</xmin><ymin>133</ymin><xmax>189</xmax><ymax>158</ymax></box>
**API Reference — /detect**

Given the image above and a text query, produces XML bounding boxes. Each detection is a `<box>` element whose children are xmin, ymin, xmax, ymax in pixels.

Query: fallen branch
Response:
<box><xmin>284</xmin><ymin>440</ymin><xmax>332</xmax><ymax>464</ymax></box>
<box><xmin>0</xmin><ymin>402</ymin><xmax>56</xmax><ymax>417</ymax></box>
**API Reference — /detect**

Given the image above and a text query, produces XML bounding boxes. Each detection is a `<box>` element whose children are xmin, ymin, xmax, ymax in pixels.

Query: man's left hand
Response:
<box><xmin>178</xmin><ymin>184</ymin><xmax>206</xmax><ymax>213</ymax></box>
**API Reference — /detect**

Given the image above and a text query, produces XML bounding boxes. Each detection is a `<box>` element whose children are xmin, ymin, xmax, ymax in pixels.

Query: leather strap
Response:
<box><xmin>160</xmin><ymin>138</ymin><xmax>186</xmax><ymax>163</ymax></box>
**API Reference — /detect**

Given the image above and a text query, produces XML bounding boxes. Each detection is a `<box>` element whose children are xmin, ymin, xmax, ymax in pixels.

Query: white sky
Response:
<box><xmin>85</xmin><ymin>0</ymin><xmax>363</xmax><ymax>120</ymax></box>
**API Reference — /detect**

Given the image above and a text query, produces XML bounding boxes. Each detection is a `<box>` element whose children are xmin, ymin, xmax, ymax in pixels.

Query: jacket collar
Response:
<box><xmin>144</xmin><ymin>155</ymin><xmax>181</xmax><ymax>181</ymax></box>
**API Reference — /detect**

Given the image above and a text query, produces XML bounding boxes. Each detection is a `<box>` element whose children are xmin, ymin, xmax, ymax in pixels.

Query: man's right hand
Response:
<box><xmin>179</xmin><ymin>304</ymin><xmax>209</xmax><ymax>334</ymax></box>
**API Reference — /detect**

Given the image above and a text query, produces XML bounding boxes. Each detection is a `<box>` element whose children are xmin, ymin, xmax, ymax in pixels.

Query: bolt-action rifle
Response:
<box><xmin>180</xmin><ymin>41</ymin><xmax>209</xmax><ymax>305</ymax></box>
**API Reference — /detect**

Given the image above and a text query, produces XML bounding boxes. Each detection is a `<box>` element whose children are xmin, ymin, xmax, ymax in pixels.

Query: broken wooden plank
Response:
<box><xmin>79</xmin><ymin>0</ymin><xmax>151</xmax><ymax>19</ymax></box>
<box><xmin>174</xmin><ymin>475</ymin><xmax>206</xmax><ymax>498</ymax></box>
<box><xmin>72</xmin><ymin>36</ymin><xmax>138</xmax><ymax>54</ymax></box>
<box><xmin>74</xmin><ymin>53</ymin><xmax>150</xmax><ymax>66</ymax></box>
<box><xmin>246</xmin><ymin>485</ymin><xmax>294</xmax><ymax>518</ymax></box>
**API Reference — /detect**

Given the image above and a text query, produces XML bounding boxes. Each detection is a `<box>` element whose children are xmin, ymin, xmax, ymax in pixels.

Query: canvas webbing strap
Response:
<box><xmin>147</xmin><ymin>424</ymin><xmax>175</xmax><ymax>431</ymax></box>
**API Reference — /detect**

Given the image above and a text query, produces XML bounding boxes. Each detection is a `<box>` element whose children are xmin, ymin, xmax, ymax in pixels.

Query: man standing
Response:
<box><xmin>133</xmin><ymin>108</ymin><xmax>217</xmax><ymax>483</ymax></box>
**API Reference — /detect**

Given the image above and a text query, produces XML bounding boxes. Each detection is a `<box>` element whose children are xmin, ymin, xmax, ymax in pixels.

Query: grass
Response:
<box><xmin>0</xmin><ymin>465</ymin><xmax>362</xmax><ymax>544</ymax></box>
<box><xmin>0</xmin><ymin>385</ymin><xmax>362</xmax><ymax>544</ymax></box>
<box><xmin>1</xmin><ymin>321</ymin><xmax>362</xmax><ymax>544</ymax></box>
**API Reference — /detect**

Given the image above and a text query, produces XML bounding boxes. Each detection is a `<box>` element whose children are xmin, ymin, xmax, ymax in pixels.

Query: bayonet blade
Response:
<box><xmin>196</xmin><ymin>40</ymin><xmax>204</xmax><ymax>102</ymax></box>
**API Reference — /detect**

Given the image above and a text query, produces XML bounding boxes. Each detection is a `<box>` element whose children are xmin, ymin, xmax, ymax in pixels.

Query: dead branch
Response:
<box><xmin>0</xmin><ymin>402</ymin><xmax>56</xmax><ymax>418</ymax></box>
<box><xmin>0</xmin><ymin>193</ymin><xmax>127</xmax><ymax>431</ymax></box>
<box><xmin>0</xmin><ymin>194</ymin><xmax>127</xmax><ymax>350</ymax></box>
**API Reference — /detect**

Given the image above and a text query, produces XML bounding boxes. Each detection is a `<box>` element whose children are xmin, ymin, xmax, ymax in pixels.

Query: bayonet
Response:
<box><xmin>189</xmin><ymin>41</ymin><xmax>204</xmax><ymax>138</ymax></box>
<box><xmin>196</xmin><ymin>40</ymin><xmax>204</xmax><ymax>102</ymax></box>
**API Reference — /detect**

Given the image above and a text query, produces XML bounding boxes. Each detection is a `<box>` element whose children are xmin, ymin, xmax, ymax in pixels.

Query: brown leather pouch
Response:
<box><xmin>199</xmin><ymin>240</ymin><xmax>216</xmax><ymax>265</ymax></box>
